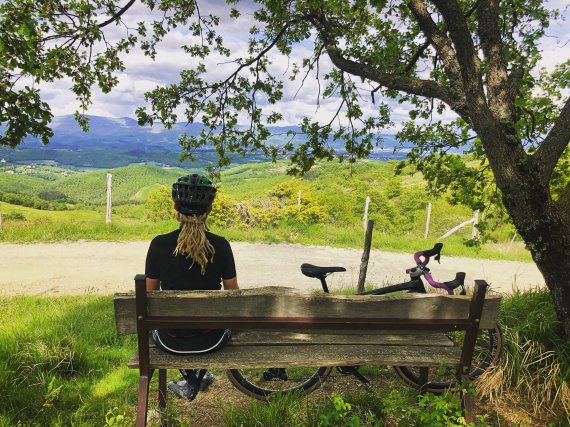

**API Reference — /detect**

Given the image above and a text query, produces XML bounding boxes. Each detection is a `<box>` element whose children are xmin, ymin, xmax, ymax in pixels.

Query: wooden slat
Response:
<box><xmin>230</xmin><ymin>330</ymin><xmax>454</xmax><ymax>347</ymax></box>
<box><xmin>114</xmin><ymin>287</ymin><xmax>501</xmax><ymax>335</ymax></box>
<box><xmin>127</xmin><ymin>344</ymin><xmax>462</xmax><ymax>370</ymax></box>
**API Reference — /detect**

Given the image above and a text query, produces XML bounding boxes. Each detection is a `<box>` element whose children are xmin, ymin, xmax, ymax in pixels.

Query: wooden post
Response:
<box><xmin>438</xmin><ymin>218</ymin><xmax>475</xmax><ymax>240</ymax></box>
<box><xmin>471</xmin><ymin>210</ymin><xmax>479</xmax><ymax>240</ymax></box>
<box><xmin>424</xmin><ymin>202</ymin><xmax>432</xmax><ymax>239</ymax></box>
<box><xmin>357</xmin><ymin>220</ymin><xmax>374</xmax><ymax>293</ymax></box>
<box><xmin>363</xmin><ymin>196</ymin><xmax>370</xmax><ymax>231</ymax></box>
<box><xmin>297</xmin><ymin>190</ymin><xmax>301</xmax><ymax>207</ymax></box>
<box><xmin>106</xmin><ymin>173</ymin><xmax>112</xmax><ymax>224</ymax></box>
<box><xmin>507</xmin><ymin>232</ymin><xmax>517</xmax><ymax>252</ymax></box>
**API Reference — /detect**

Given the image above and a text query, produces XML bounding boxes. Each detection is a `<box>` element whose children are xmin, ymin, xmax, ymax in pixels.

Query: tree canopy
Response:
<box><xmin>1</xmin><ymin>0</ymin><xmax>570</xmax><ymax>336</ymax></box>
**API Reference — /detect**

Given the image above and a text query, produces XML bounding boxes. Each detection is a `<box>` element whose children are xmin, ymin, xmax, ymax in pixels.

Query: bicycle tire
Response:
<box><xmin>394</xmin><ymin>325</ymin><xmax>503</xmax><ymax>393</ymax></box>
<box><xmin>226</xmin><ymin>366</ymin><xmax>332</xmax><ymax>400</ymax></box>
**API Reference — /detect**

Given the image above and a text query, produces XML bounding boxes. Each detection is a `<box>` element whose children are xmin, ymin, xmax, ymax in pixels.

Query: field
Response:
<box><xmin>0</xmin><ymin>160</ymin><xmax>530</xmax><ymax>261</ymax></box>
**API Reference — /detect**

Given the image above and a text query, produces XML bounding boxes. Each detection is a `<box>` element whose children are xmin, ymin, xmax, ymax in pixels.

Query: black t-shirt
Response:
<box><xmin>145</xmin><ymin>229</ymin><xmax>236</xmax><ymax>290</ymax></box>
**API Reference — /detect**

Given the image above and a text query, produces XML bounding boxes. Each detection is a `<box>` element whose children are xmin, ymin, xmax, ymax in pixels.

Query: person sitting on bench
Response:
<box><xmin>145</xmin><ymin>174</ymin><xmax>239</xmax><ymax>401</ymax></box>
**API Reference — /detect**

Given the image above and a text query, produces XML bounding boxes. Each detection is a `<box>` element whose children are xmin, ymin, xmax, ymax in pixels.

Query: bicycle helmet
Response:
<box><xmin>172</xmin><ymin>174</ymin><xmax>217</xmax><ymax>216</ymax></box>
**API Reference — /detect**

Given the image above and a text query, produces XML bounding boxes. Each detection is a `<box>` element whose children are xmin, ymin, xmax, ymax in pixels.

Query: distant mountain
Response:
<box><xmin>2</xmin><ymin>114</ymin><xmax>402</xmax><ymax>150</ymax></box>
<box><xmin>0</xmin><ymin>115</ymin><xmax>407</xmax><ymax>168</ymax></box>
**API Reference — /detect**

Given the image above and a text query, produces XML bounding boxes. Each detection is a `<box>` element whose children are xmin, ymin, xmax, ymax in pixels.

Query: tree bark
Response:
<box><xmin>483</xmin><ymin>135</ymin><xmax>570</xmax><ymax>338</ymax></box>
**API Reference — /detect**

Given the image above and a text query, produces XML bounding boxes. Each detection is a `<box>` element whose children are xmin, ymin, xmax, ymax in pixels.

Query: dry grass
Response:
<box><xmin>477</xmin><ymin>332</ymin><xmax>569</xmax><ymax>420</ymax></box>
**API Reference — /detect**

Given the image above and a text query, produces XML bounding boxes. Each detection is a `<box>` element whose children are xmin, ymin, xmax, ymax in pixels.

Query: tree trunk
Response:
<box><xmin>495</xmin><ymin>158</ymin><xmax>570</xmax><ymax>339</ymax></box>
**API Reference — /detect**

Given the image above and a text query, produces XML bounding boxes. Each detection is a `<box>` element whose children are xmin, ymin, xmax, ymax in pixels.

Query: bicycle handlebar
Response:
<box><xmin>409</xmin><ymin>243</ymin><xmax>466</xmax><ymax>295</ymax></box>
<box><xmin>413</xmin><ymin>242</ymin><xmax>443</xmax><ymax>266</ymax></box>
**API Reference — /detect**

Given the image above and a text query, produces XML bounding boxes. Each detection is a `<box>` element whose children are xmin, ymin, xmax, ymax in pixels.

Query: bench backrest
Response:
<box><xmin>115</xmin><ymin>275</ymin><xmax>500</xmax><ymax>382</ymax></box>
<box><xmin>114</xmin><ymin>275</ymin><xmax>501</xmax><ymax>336</ymax></box>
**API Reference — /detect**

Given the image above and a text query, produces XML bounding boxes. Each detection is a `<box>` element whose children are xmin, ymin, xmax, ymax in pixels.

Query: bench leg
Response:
<box><xmin>158</xmin><ymin>369</ymin><xmax>167</xmax><ymax>423</ymax></box>
<box><xmin>460</xmin><ymin>374</ymin><xmax>474</xmax><ymax>423</ymax></box>
<box><xmin>136</xmin><ymin>370</ymin><xmax>154</xmax><ymax>427</ymax></box>
<box><xmin>418</xmin><ymin>367</ymin><xmax>429</xmax><ymax>393</ymax></box>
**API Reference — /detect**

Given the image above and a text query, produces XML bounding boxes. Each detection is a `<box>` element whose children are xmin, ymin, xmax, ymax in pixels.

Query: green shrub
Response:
<box><xmin>209</xmin><ymin>190</ymin><xmax>240</xmax><ymax>227</ymax></box>
<box><xmin>314</xmin><ymin>393</ymin><xmax>382</xmax><ymax>427</ymax></box>
<box><xmin>144</xmin><ymin>185</ymin><xmax>174</xmax><ymax>221</ymax></box>
<box><xmin>2</xmin><ymin>212</ymin><xmax>26</xmax><ymax>221</ymax></box>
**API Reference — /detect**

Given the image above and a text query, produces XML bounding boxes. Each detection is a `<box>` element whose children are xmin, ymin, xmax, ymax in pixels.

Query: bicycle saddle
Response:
<box><xmin>300</xmin><ymin>263</ymin><xmax>346</xmax><ymax>278</ymax></box>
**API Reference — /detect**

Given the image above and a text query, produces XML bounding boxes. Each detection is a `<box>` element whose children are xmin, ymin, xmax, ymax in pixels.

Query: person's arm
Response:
<box><xmin>145</xmin><ymin>239</ymin><xmax>161</xmax><ymax>291</ymax></box>
<box><xmin>221</xmin><ymin>239</ymin><xmax>238</xmax><ymax>290</ymax></box>
<box><xmin>223</xmin><ymin>276</ymin><xmax>238</xmax><ymax>289</ymax></box>
<box><xmin>146</xmin><ymin>277</ymin><xmax>160</xmax><ymax>291</ymax></box>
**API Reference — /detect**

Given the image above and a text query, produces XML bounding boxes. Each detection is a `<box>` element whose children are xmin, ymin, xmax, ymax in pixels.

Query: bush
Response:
<box><xmin>209</xmin><ymin>190</ymin><xmax>240</xmax><ymax>227</ymax></box>
<box><xmin>38</xmin><ymin>190</ymin><xmax>69</xmax><ymax>202</ymax></box>
<box><xmin>269</xmin><ymin>181</ymin><xmax>330</xmax><ymax>225</ymax></box>
<box><xmin>2</xmin><ymin>212</ymin><xmax>26</xmax><ymax>221</ymax></box>
<box><xmin>144</xmin><ymin>185</ymin><xmax>174</xmax><ymax>221</ymax></box>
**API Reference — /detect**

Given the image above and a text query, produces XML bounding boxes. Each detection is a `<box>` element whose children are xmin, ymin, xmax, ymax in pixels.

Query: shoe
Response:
<box><xmin>167</xmin><ymin>380</ymin><xmax>198</xmax><ymax>401</ymax></box>
<box><xmin>199</xmin><ymin>373</ymin><xmax>215</xmax><ymax>391</ymax></box>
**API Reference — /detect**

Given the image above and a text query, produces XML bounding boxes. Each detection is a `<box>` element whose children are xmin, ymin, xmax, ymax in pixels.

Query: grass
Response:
<box><xmin>477</xmin><ymin>288</ymin><xmax>570</xmax><ymax>421</ymax></box>
<box><xmin>0</xmin><ymin>295</ymin><xmax>137</xmax><ymax>426</ymax></box>
<box><xmin>0</xmin><ymin>160</ymin><xmax>532</xmax><ymax>261</ymax></box>
<box><xmin>0</xmin><ymin>290</ymin><xmax>568</xmax><ymax>426</ymax></box>
<box><xmin>0</xmin><ymin>200</ymin><xmax>531</xmax><ymax>261</ymax></box>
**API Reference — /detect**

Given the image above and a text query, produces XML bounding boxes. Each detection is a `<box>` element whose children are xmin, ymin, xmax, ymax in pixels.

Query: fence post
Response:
<box><xmin>471</xmin><ymin>210</ymin><xmax>479</xmax><ymax>240</ymax></box>
<box><xmin>106</xmin><ymin>173</ymin><xmax>112</xmax><ymax>224</ymax></box>
<box><xmin>507</xmin><ymin>232</ymin><xmax>517</xmax><ymax>252</ymax></box>
<box><xmin>357</xmin><ymin>220</ymin><xmax>374</xmax><ymax>293</ymax></box>
<box><xmin>297</xmin><ymin>190</ymin><xmax>301</xmax><ymax>206</ymax></box>
<box><xmin>363</xmin><ymin>196</ymin><xmax>370</xmax><ymax>231</ymax></box>
<box><xmin>424</xmin><ymin>202</ymin><xmax>432</xmax><ymax>238</ymax></box>
<box><xmin>439</xmin><ymin>217</ymin><xmax>476</xmax><ymax>240</ymax></box>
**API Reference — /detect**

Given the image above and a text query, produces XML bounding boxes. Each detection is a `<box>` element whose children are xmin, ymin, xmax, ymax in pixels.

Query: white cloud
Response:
<box><xmin>33</xmin><ymin>0</ymin><xmax>570</xmax><ymax>132</ymax></box>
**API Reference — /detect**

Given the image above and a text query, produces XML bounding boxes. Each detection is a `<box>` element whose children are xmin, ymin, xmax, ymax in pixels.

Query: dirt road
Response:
<box><xmin>0</xmin><ymin>241</ymin><xmax>544</xmax><ymax>296</ymax></box>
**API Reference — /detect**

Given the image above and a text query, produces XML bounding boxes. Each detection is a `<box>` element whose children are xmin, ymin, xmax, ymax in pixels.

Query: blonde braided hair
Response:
<box><xmin>174</xmin><ymin>210</ymin><xmax>215</xmax><ymax>275</ymax></box>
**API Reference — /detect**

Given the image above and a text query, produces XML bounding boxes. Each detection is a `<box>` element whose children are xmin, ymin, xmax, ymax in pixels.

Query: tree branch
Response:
<box><xmin>97</xmin><ymin>0</ymin><xmax>136</xmax><ymax>29</ymax></box>
<box><xmin>324</xmin><ymin>42</ymin><xmax>448</xmax><ymax>100</ymax></box>
<box><xmin>533</xmin><ymin>96</ymin><xmax>570</xmax><ymax>184</ymax></box>
<box><xmin>406</xmin><ymin>0</ymin><xmax>468</xmax><ymax>118</ymax></box>
<box><xmin>477</xmin><ymin>0</ymin><xmax>512</xmax><ymax>121</ymax></box>
<box><xmin>430</xmin><ymin>0</ymin><xmax>487</xmax><ymax>113</ymax></box>
<box><xmin>403</xmin><ymin>39</ymin><xmax>430</xmax><ymax>74</ymax></box>
<box><xmin>308</xmin><ymin>12</ymin><xmax>462</xmax><ymax>117</ymax></box>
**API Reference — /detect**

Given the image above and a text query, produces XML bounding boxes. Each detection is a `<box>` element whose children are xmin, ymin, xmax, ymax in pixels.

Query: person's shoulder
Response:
<box><xmin>150</xmin><ymin>229</ymin><xmax>180</xmax><ymax>246</ymax></box>
<box><xmin>206</xmin><ymin>231</ymin><xmax>231</xmax><ymax>247</ymax></box>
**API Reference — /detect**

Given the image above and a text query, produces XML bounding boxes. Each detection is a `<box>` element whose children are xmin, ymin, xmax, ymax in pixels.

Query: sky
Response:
<box><xmin>35</xmin><ymin>0</ymin><xmax>570</xmax><ymax>133</ymax></box>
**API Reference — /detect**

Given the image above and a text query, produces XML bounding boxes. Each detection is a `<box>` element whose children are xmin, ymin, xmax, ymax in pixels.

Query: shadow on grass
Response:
<box><xmin>0</xmin><ymin>295</ymin><xmax>138</xmax><ymax>426</ymax></box>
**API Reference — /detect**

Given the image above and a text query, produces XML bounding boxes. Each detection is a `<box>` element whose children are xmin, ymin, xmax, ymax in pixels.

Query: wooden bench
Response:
<box><xmin>114</xmin><ymin>275</ymin><xmax>501</xmax><ymax>426</ymax></box>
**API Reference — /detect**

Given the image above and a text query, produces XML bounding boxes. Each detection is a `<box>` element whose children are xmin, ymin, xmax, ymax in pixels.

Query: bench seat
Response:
<box><xmin>127</xmin><ymin>330</ymin><xmax>459</xmax><ymax>369</ymax></box>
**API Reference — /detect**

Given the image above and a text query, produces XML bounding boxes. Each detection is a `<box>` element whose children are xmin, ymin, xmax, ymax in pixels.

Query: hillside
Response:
<box><xmin>0</xmin><ymin>160</ymin><xmax>526</xmax><ymax>261</ymax></box>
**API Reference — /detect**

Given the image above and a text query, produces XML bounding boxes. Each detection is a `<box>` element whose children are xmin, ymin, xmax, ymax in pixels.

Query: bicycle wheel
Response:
<box><xmin>226</xmin><ymin>366</ymin><xmax>332</xmax><ymax>400</ymax></box>
<box><xmin>394</xmin><ymin>325</ymin><xmax>503</xmax><ymax>393</ymax></box>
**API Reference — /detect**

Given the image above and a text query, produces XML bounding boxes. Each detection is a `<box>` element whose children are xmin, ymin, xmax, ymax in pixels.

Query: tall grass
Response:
<box><xmin>477</xmin><ymin>288</ymin><xmax>570</xmax><ymax>421</ymax></box>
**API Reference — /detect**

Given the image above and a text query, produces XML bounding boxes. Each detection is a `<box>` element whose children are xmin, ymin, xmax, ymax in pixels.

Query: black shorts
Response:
<box><xmin>152</xmin><ymin>328</ymin><xmax>232</xmax><ymax>355</ymax></box>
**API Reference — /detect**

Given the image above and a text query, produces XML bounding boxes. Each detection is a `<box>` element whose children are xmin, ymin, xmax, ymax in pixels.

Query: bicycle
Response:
<box><xmin>226</xmin><ymin>243</ymin><xmax>503</xmax><ymax>398</ymax></box>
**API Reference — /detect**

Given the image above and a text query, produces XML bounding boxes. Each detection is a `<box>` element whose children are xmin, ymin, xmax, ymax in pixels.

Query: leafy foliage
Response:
<box><xmin>144</xmin><ymin>185</ymin><xmax>174</xmax><ymax>221</ymax></box>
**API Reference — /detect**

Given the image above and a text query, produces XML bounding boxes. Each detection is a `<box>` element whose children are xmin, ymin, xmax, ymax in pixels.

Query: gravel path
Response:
<box><xmin>0</xmin><ymin>241</ymin><xmax>544</xmax><ymax>296</ymax></box>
